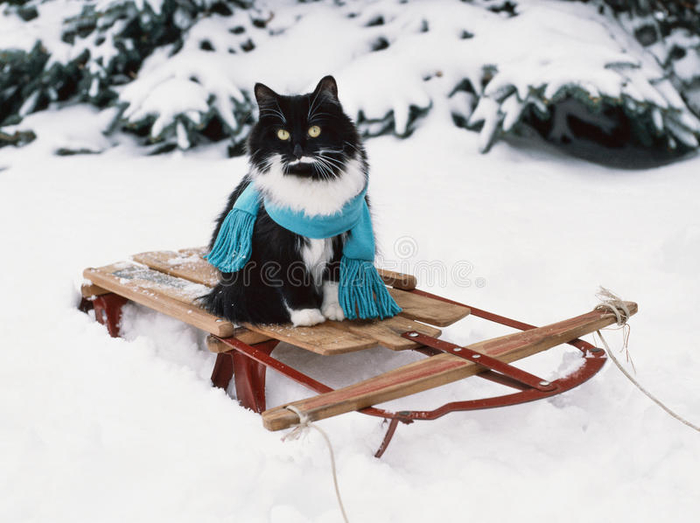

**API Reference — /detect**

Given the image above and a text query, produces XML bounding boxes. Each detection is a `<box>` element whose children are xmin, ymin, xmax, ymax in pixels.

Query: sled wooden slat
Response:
<box><xmin>81</xmin><ymin>282</ymin><xmax>110</xmax><ymax>298</ymax></box>
<box><xmin>132</xmin><ymin>248</ymin><xmax>219</xmax><ymax>287</ymax></box>
<box><xmin>238</xmin><ymin>315</ymin><xmax>440</xmax><ymax>354</ymax></box>
<box><xmin>83</xmin><ymin>262</ymin><xmax>235</xmax><ymax>337</ymax></box>
<box><xmin>375</xmin><ymin>268</ymin><xmax>417</xmax><ymax>291</ymax></box>
<box><xmin>330</xmin><ymin>315</ymin><xmax>442</xmax><ymax>351</ymax></box>
<box><xmin>243</xmin><ymin>322</ymin><xmax>378</xmax><ymax>355</ymax></box>
<box><xmin>261</xmin><ymin>302</ymin><xmax>638</xmax><ymax>431</ymax></box>
<box><xmin>389</xmin><ymin>288</ymin><xmax>470</xmax><ymax>327</ymax></box>
<box><xmin>82</xmin><ymin>284</ymin><xmax>268</xmax><ymax>346</ymax></box>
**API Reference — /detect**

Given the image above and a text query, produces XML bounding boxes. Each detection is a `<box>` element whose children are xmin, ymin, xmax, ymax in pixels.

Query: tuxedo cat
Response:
<box><xmin>202</xmin><ymin>76</ymin><xmax>374</xmax><ymax>327</ymax></box>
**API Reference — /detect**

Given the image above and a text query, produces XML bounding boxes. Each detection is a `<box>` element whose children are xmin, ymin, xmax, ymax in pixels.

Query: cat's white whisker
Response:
<box><xmin>317</xmin><ymin>153</ymin><xmax>344</xmax><ymax>165</ymax></box>
<box><xmin>259</xmin><ymin>101</ymin><xmax>287</xmax><ymax>124</ymax></box>
<box><xmin>312</xmin><ymin>159</ymin><xmax>338</xmax><ymax>179</ymax></box>
<box><xmin>308</xmin><ymin>111</ymin><xmax>335</xmax><ymax>120</ymax></box>
<box><xmin>307</xmin><ymin>87</ymin><xmax>323</xmax><ymax>121</ymax></box>
<box><xmin>343</xmin><ymin>141</ymin><xmax>365</xmax><ymax>157</ymax></box>
<box><xmin>258</xmin><ymin>155</ymin><xmax>277</xmax><ymax>173</ymax></box>
<box><xmin>315</xmin><ymin>155</ymin><xmax>345</xmax><ymax>172</ymax></box>
<box><xmin>312</xmin><ymin>161</ymin><xmax>334</xmax><ymax>181</ymax></box>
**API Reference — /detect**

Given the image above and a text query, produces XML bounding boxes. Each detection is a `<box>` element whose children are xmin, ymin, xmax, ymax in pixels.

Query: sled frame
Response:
<box><xmin>205</xmin><ymin>290</ymin><xmax>608</xmax><ymax>458</ymax></box>
<box><xmin>79</xmin><ymin>249</ymin><xmax>624</xmax><ymax>458</ymax></box>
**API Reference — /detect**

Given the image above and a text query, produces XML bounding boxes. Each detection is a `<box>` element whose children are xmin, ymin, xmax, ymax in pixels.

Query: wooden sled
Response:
<box><xmin>80</xmin><ymin>247</ymin><xmax>637</xmax><ymax>457</ymax></box>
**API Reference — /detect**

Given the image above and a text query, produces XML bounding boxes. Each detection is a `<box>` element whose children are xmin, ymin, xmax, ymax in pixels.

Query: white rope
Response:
<box><xmin>282</xmin><ymin>405</ymin><xmax>350</xmax><ymax>523</ymax></box>
<box><xmin>595</xmin><ymin>286</ymin><xmax>636</xmax><ymax>373</ymax></box>
<box><xmin>595</xmin><ymin>286</ymin><xmax>632</xmax><ymax>327</ymax></box>
<box><xmin>594</xmin><ymin>287</ymin><xmax>700</xmax><ymax>434</ymax></box>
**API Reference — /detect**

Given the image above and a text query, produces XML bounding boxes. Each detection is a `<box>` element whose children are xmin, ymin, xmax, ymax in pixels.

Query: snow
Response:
<box><xmin>0</xmin><ymin>1</ymin><xmax>80</xmax><ymax>54</ymax></box>
<box><xmin>2</xmin><ymin>104</ymin><xmax>118</xmax><ymax>156</ymax></box>
<box><xmin>2</xmin><ymin>101</ymin><xmax>700</xmax><ymax>521</ymax></box>
<box><xmin>2</xmin><ymin>1</ymin><xmax>700</xmax><ymax>522</ymax></box>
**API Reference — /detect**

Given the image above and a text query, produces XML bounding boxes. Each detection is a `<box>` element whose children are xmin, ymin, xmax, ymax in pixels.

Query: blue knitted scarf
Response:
<box><xmin>205</xmin><ymin>183</ymin><xmax>401</xmax><ymax>320</ymax></box>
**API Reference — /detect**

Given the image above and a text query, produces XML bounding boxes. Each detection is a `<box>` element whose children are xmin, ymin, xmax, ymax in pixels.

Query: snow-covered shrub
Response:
<box><xmin>1</xmin><ymin>43</ymin><xmax>51</xmax><ymax>127</ymax></box>
<box><xmin>0</xmin><ymin>0</ymin><xmax>260</xmax><ymax>151</ymax></box>
<box><xmin>1</xmin><ymin>0</ymin><xmax>699</xmax><ymax>165</ymax></box>
<box><xmin>115</xmin><ymin>7</ymin><xmax>268</xmax><ymax>152</ymax></box>
<box><xmin>325</xmin><ymin>0</ymin><xmax>700</xmax><ymax>164</ymax></box>
<box><xmin>601</xmin><ymin>0</ymin><xmax>700</xmax><ymax>116</ymax></box>
<box><xmin>463</xmin><ymin>0</ymin><xmax>700</xmax><ymax>161</ymax></box>
<box><xmin>0</xmin><ymin>0</ymin><xmax>90</xmax><ymax>130</ymax></box>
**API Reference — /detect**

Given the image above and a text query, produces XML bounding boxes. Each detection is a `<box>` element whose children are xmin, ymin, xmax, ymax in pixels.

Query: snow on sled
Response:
<box><xmin>80</xmin><ymin>247</ymin><xmax>637</xmax><ymax>457</ymax></box>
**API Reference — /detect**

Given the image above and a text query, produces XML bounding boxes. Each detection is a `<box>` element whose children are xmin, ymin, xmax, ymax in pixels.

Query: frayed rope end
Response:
<box><xmin>595</xmin><ymin>286</ymin><xmax>631</xmax><ymax>326</ymax></box>
<box><xmin>594</xmin><ymin>286</ymin><xmax>635</xmax><ymax>373</ymax></box>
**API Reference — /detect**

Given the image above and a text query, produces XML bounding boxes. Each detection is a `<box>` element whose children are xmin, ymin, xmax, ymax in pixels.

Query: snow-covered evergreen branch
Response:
<box><xmin>1</xmin><ymin>0</ymin><xmax>699</xmax><ymax>164</ymax></box>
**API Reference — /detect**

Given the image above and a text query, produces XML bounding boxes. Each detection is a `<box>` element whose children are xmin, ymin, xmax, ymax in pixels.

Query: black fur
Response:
<box><xmin>202</xmin><ymin>76</ymin><xmax>368</xmax><ymax>325</ymax></box>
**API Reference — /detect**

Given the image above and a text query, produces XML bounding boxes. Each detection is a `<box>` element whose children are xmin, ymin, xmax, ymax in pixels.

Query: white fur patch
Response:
<box><xmin>300</xmin><ymin>237</ymin><xmax>334</xmax><ymax>286</ymax></box>
<box><xmin>288</xmin><ymin>156</ymin><xmax>316</xmax><ymax>167</ymax></box>
<box><xmin>288</xmin><ymin>307</ymin><xmax>325</xmax><ymax>327</ymax></box>
<box><xmin>252</xmin><ymin>154</ymin><xmax>366</xmax><ymax>216</ymax></box>
<box><xmin>321</xmin><ymin>281</ymin><xmax>344</xmax><ymax>321</ymax></box>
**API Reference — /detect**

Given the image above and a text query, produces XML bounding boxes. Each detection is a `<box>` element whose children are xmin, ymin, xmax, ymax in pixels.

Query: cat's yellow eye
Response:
<box><xmin>277</xmin><ymin>129</ymin><xmax>290</xmax><ymax>141</ymax></box>
<box><xmin>308</xmin><ymin>125</ymin><xmax>321</xmax><ymax>138</ymax></box>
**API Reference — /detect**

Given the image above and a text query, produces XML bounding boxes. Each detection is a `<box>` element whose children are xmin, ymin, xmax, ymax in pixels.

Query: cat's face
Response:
<box><xmin>247</xmin><ymin>76</ymin><xmax>364</xmax><ymax>182</ymax></box>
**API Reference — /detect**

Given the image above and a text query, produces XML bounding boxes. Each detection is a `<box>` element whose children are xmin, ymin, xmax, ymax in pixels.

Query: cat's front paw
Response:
<box><xmin>321</xmin><ymin>301</ymin><xmax>345</xmax><ymax>321</ymax></box>
<box><xmin>321</xmin><ymin>281</ymin><xmax>345</xmax><ymax>321</ymax></box>
<box><xmin>289</xmin><ymin>308</ymin><xmax>326</xmax><ymax>327</ymax></box>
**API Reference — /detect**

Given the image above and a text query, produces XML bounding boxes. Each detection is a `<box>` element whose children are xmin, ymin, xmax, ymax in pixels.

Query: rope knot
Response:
<box><xmin>595</xmin><ymin>286</ymin><xmax>631</xmax><ymax>326</ymax></box>
<box><xmin>281</xmin><ymin>405</ymin><xmax>311</xmax><ymax>442</ymax></box>
<box><xmin>281</xmin><ymin>405</ymin><xmax>351</xmax><ymax>522</ymax></box>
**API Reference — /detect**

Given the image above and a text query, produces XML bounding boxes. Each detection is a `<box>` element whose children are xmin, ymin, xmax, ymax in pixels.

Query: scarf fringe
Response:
<box><xmin>205</xmin><ymin>209</ymin><xmax>255</xmax><ymax>273</ymax></box>
<box><xmin>339</xmin><ymin>257</ymin><xmax>402</xmax><ymax>320</ymax></box>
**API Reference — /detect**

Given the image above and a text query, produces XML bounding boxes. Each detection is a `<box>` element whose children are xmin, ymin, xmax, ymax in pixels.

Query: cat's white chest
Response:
<box><xmin>300</xmin><ymin>238</ymin><xmax>333</xmax><ymax>285</ymax></box>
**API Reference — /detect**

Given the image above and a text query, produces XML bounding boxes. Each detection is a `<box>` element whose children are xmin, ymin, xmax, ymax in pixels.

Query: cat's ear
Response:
<box><xmin>254</xmin><ymin>82</ymin><xmax>279</xmax><ymax>106</ymax></box>
<box><xmin>313</xmin><ymin>75</ymin><xmax>339</xmax><ymax>102</ymax></box>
